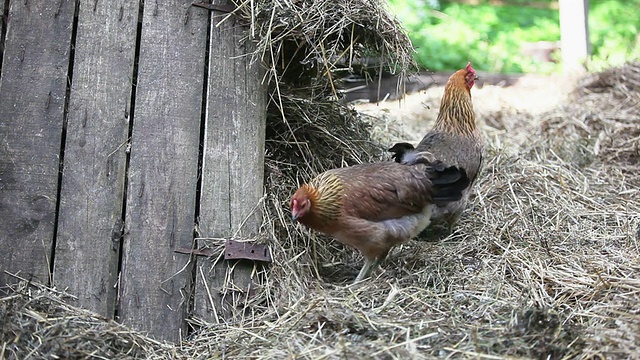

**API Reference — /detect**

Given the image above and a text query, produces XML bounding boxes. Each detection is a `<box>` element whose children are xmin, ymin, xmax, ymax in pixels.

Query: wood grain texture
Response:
<box><xmin>119</xmin><ymin>1</ymin><xmax>207</xmax><ymax>342</ymax></box>
<box><xmin>194</xmin><ymin>2</ymin><xmax>267</xmax><ymax>323</ymax></box>
<box><xmin>0</xmin><ymin>0</ymin><xmax>75</xmax><ymax>288</ymax></box>
<box><xmin>0</xmin><ymin>1</ymin><xmax>5</xmax><ymax>63</ymax></box>
<box><xmin>54</xmin><ymin>0</ymin><xmax>139</xmax><ymax>318</ymax></box>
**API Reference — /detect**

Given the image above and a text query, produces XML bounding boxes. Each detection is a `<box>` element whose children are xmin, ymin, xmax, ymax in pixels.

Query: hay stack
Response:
<box><xmin>539</xmin><ymin>62</ymin><xmax>640</xmax><ymax>172</ymax></box>
<box><xmin>250</xmin><ymin>0</ymin><xmax>419</xmax><ymax>286</ymax></box>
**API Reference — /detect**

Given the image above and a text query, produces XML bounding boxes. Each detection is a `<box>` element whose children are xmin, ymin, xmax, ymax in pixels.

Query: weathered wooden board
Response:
<box><xmin>0</xmin><ymin>1</ymin><xmax>75</xmax><ymax>289</ymax></box>
<box><xmin>119</xmin><ymin>2</ymin><xmax>207</xmax><ymax>342</ymax></box>
<box><xmin>54</xmin><ymin>0</ymin><xmax>139</xmax><ymax>318</ymax></box>
<box><xmin>194</xmin><ymin>3</ymin><xmax>267</xmax><ymax>323</ymax></box>
<box><xmin>0</xmin><ymin>1</ymin><xmax>5</xmax><ymax>64</ymax></box>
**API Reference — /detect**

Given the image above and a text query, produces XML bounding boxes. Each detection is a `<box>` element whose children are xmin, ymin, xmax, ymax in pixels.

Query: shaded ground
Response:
<box><xmin>339</xmin><ymin>70</ymin><xmax>524</xmax><ymax>104</ymax></box>
<box><xmin>356</xmin><ymin>72</ymin><xmax>579</xmax><ymax>145</ymax></box>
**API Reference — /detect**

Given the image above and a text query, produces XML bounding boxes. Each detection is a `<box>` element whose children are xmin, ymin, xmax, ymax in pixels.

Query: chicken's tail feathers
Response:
<box><xmin>393</xmin><ymin>149</ymin><xmax>436</xmax><ymax>166</ymax></box>
<box><xmin>398</xmin><ymin>151</ymin><xmax>471</xmax><ymax>204</ymax></box>
<box><xmin>425</xmin><ymin>162</ymin><xmax>471</xmax><ymax>205</ymax></box>
<box><xmin>388</xmin><ymin>142</ymin><xmax>416</xmax><ymax>163</ymax></box>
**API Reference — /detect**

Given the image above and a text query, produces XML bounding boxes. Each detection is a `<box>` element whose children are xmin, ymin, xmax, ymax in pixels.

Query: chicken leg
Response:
<box><xmin>354</xmin><ymin>258</ymin><xmax>375</xmax><ymax>283</ymax></box>
<box><xmin>353</xmin><ymin>248</ymin><xmax>391</xmax><ymax>283</ymax></box>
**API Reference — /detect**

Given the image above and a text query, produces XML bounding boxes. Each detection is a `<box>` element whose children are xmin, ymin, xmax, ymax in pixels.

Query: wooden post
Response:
<box><xmin>558</xmin><ymin>0</ymin><xmax>590</xmax><ymax>72</ymax></box>
<box><xmin>193</xmin><ymin>2</ymin><xmax>267</xmax><ymax>324</ymax></box>
<box><xmin>0</xmin><ymin>1</ymin><xmax>75</xmax><ymax>288</ymax></box>
<box><xmin>118</xmin><ymin>2</ymin><xmax>208</xmax><ymax>342</ymax></box>
<box><xmin>54</xmin><ymin>1</ymin><xmax>140</xmax><ymax>318</ymax></box>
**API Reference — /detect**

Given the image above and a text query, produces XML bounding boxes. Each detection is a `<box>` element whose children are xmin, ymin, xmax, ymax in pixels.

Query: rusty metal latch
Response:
<box><xmin>224</xmin><ymin>239</ymin><xmax>272</xmax><ymax>262</ymax></box>
<box><xmin>174</xmin><ymin>239</ymin><xmax>272</xmax><ymax>262</ymax></box>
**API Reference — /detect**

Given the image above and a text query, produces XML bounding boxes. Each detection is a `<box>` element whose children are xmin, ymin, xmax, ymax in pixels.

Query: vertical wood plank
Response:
<box><xmin>194</xmin><ymin>3</ymin><xmax>266</xmax><ymax>323</ymax></box>
<box><xmin>54</xmin><ymin>0</ymin><xmax>139</xmax><ymax>318</ymax></box>
<box><xmin>0</xmin><ymin>1</ymin><xmax>75</xmax><ymax>288</ymax></box>
<box><xmin>559</xmin><ymin>0</ymin><xmax>590</xmax><ymax>72</ymax></box>
<box><xmin>0</xmin><ymin>1</ymin><xmax>5</xmax><ymax>64</ymax></box>
<box><xmin>119</xmin><ymin>2</ymin><xmax>207</xmax><ymax>342</ymax></box>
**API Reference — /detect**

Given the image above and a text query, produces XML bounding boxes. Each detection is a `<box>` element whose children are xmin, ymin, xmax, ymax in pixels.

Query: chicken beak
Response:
<box><xmin>291</xmin><ymin>211</ymin><xmax>299</xmax><ymax>222</ymax></box>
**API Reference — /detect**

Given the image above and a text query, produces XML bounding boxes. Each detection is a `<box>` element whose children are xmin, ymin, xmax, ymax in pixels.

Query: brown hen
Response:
<box><xmin>391</xmin><ymin>62</ymin><xmax>483</xmax><ymax>231</ymax></box>
<box><xmin>290</xmin><ymin>157</ymin><xmax>470</xmax><ymax>282</ymax></box>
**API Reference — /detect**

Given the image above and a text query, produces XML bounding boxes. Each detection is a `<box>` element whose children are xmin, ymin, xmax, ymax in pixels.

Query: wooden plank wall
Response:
<box><xmin>118</xmin><ymin>1</ymin><xmax>208</xmax><ymax>342</ymax></box>
<box><xmin>194</xmin><ymin>8</ymin><xmax>266</xmax><ymax>323</ymax></box>
<box><xmin>0</xmin><ymin>0</ymin><xmax>75</xmax><ymax>288</ymax></box>
<box><xmin>0</xmin><ymin>1</ymin><xmax>4</xmax><ymax>62</ymax></box>
<box><xmin>0</xmin><ymin>0</ymin><xmax>266</xmax><ymax>343</ymax></box>
<box><xmin>54</xmin><ymin>0</ymin><xmax>139</xmax><ymax>319</ymax></box>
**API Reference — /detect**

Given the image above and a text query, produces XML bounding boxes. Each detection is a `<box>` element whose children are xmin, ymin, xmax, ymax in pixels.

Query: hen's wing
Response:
<box><xmin>328</xmin><ymin>162</ymin><xmax>456</xmax><ymax>222</ymax></box>
<box><xmin>415</xmin><ymin>131</ymin><xmax>482</xmax><ymax>183</ymax></box>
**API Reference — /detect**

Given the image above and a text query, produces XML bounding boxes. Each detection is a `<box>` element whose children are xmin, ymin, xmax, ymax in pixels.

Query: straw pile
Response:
<box><xmin>182</xmin><ymin>62</ymin><xmax>639</xmax><ymax>359</ymax></box>
<box><xmin>0</xmin><ymin>277</ymin><xmax>174</xmax><ymax>359</ymax></box>
<box><xmin>540</xmin><ymin>63</ymin><xmax>640</xmax><ymax>173</ymax></box>
<box><xmin>2</xmin><ymin>0</ymin><xmax>639</xmax><ymax>356</ymax></box>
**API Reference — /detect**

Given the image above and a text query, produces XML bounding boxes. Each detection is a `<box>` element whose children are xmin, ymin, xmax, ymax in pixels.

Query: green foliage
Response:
<box><xmin>388</xmin><ymin>0</ymin><xmax>640</xmax><ymax>73</ymax></box>
<box><xmin>588</xmin><ymin>0</ymin><xmax>640</xmax><ymax>71</ymax></box>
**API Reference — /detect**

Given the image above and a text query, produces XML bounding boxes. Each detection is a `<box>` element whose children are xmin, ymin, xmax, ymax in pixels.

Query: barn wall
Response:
<box><xmin>0</xmin><ymin>0</ymin><xmax>266</xmax><ymax>343</ymax></box>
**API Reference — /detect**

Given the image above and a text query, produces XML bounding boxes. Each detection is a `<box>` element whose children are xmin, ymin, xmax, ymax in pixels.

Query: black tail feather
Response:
<box><xmin>426</xmin><ymin>162</ymin><xmax>471</xmax><ymax>205</ymax></box>
<box><xmin>388</xmin><ymin>142</ymin><xmax>415</xmax><ymax>163</ymax></box>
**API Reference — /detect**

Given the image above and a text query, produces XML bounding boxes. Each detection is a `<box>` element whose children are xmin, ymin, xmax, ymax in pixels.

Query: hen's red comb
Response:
<box><xmin>466</xmin><ymin>62</ymin><xmax>474</xmax><ymax>72</ymax></box>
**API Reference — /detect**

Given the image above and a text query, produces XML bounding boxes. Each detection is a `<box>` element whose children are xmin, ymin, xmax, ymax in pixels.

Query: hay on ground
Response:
<box><xmin>539</xmin><ymin>62</ymin><xmax>640</xmax><ymax>172</ymax></box>
<box><xmin>0</xmin><ymin>276</ymin><xmax>173</xmax><ymax>359</ymax></box>
<box><xmin>188</xmin><ymin>61</ymin><xmax>640</xmax><ymax>359</ymax></box>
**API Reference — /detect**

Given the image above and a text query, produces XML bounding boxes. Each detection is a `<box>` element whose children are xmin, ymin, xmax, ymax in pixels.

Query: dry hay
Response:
<box><xmin>0</xmin><ymin>276</ymin><xmax>175</xmax><ymax>359</ymax></box>
<box><xmin>230</xmin><ymin>0</ymin><xmax>417</xmax><ymax>99</ymax></box>
<box><xmin>228</xmin><ymin>0</ymin><xmax>419</xmax><ymax>284</ymax></box>
<box><xmin>539</xmin><ymin>62</ymin><xmax>640</xmax><ymax>173</ymax></box>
